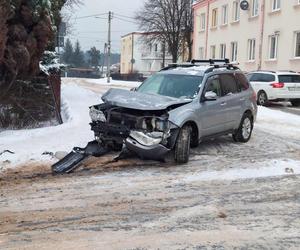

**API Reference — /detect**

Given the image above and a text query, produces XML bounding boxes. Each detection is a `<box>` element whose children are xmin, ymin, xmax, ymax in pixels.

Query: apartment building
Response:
<box><xmin>120</xmin><ymin>32</ymin><xmax>172</xmax><ymax>76</ymax></box>
<box><xmin>193</xmin><ymin>0</ymin><xmax>300</xmax><ymax>72</ymax></box>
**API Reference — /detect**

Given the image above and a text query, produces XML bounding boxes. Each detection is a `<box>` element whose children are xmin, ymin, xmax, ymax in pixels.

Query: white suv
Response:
<box><xmin>247</xmin><ymin>71</ymin><xmax>300</xmax><ymax>106</ymax></box>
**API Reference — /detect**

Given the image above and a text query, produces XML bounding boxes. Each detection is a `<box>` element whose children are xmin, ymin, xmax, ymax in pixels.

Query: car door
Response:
<box><xmin>198</xmin><ymin>75</ymin><xmax>229</xmax><ymax>136</ymax></box>
<box><xmin>219</xmin><ymin>73</ymin><xmax>241</xmax><ymax>129</ymax></box>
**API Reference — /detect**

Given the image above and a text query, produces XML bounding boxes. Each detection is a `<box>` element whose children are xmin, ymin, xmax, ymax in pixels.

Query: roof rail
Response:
<box><xmin>160</xmin><ymin>58</ymin><xmax>238</xmax><ymax>72</ymax></box>
<box><xmin>191</xmin><ymin>58</ymin><xmax>230</xmax><ymax>65</ymax></box>
<box><xmin>160</xmin><ymin>63</ymin><xmax>195</xmax><ymax>71</ymax></box>
<box><xmin>204</xmin><ymin>64</ymin><xmax>240</xmax><ymax>74</ymax></box>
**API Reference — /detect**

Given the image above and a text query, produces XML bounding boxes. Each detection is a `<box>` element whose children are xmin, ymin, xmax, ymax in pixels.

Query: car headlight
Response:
<box><xmin>140</xmin><ymin>117</ymin><xmax>169</xmax><ymax>132</ymax></box>
<box><xmin>130</xmin><ymin>130</ymin><xmax>163</xmax><ymax>146</ymax></box>
<box><xmin>89</xmin><ymin>106</ymin><xmax>106</xmax><ymax>122</ymax></box>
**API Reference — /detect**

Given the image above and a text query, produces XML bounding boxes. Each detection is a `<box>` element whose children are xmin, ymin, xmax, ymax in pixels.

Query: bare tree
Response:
<box><xmin>135</xmin><ymin>0</ymin><xmax>193</xmax><ymax>63</ymax></box>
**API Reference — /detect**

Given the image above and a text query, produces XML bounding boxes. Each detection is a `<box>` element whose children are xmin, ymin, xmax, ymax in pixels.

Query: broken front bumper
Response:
<box><xmin>90</xmin><ymin>120</ymin><xmax>180</xmax><ymax>160</ymax></box>
<box><xmin>125</xmin><ymin>137</ymin><xmax>170</xmax><ymax>161</ymax></box>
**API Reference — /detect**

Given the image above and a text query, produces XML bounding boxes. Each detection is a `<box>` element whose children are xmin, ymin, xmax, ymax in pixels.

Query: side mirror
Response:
<box><xmin>130</xmin><ymin>87</ymin><xmax>137</xmax><ymax>92</ymax></box>
<box><xmin>204</xmin><ymin>91</ymin><xmax>218</xmax><ymax>101</ymax></box>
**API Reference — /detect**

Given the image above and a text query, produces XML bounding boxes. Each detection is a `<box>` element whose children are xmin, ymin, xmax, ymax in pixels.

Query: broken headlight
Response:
<box><xmin>141</xmin><ymin>117</ymin><xmax>169</xmax><ymax>132</ymax></box>
<box><xmin>130</xmin><ymin>131</ymin><xmax>163</xmax><ymax>146</ymax></box>
<box><xmin>89</xmin><ymin>106</ymin><xmax>106</xmax><ymax>122</ymax></box>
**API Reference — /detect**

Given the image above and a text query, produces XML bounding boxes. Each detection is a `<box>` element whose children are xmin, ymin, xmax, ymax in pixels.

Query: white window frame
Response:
<box><xmin>251</xmin><ymin>0</ymin><xmax>259</xmax><ymax>17</ymax></box>
<box><xmin>231</xmin><ymin>42</ymin><xmax>238</xmax><ymax>62</ymax></box>
<box><xmin>200</xmin><ymin>13</ymin><xmax>206</xmax><ymax>31</ymax></box>
<box><xmin>294</xmin><ymin>31</ymin><xmax>300</xmax><ymax>58</ymax></box>
<box><xmin>211</xmin><ymin>8</ymin><xmax>218</xmax><ymax>28</ymax></box>
<box><xmin>199</xmin><ymin>47</ymin><xmax>204</xmax><ymax>59</ymax></box>
<box><xmin>221</xmin><ymin>5</ymin><xmax>228</xmax><ymax>25</ymax></box>
<box><xmin>298</xmin><ymin>0</ymin><xmax>300</xmax><ymax>5</ymax></box>
<box><xmin>271</xmin><ymin>0</ymin><xmax>281</xmax><ymax>11</ymax></box>
<box><xmin>232</xmin><ymin>0</ymin><xmax>240</xmax><ymax>22</ymax></box>
<box><xmin>269</xmin><ymin>34</ymin><xmax>279</xmax><ymax>59</ymax></box>
<box><xmin>210</xmin><ymin>45</ymin><xmax>216</xmax><ymax>59</ymax></box>
<box><xmin>220</xmin><ymin>44</ymin><xmax>226</xmax><ymax>58</ymax></box>
<box><xmin>247</xmin><ymin>39</ymin><xmax>256</xmax><ymax>61</ymax></box>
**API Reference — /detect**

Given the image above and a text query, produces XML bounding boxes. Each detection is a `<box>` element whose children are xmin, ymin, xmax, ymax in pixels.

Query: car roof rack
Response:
<box><xmin>160</xmin><ymin>58</ymin><xmax>240</xmax><ymax>72</ymax></box>
<box><xmin>191</xmin><ymin>59</ymin><xmax>230</xmax><ymax>65</ymax></box>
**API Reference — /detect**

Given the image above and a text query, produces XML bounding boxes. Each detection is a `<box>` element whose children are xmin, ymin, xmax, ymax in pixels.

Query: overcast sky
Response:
<box><xmin>64</xmin><ymin>0</ymin><xmax>144</xmax><ymax>53</ymax></box>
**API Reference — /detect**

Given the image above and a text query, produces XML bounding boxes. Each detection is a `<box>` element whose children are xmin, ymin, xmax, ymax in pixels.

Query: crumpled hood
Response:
<box><xmin>101</xmin><ymin>88</ymin><xmax>191</xmax><ymax>111</ymax></box>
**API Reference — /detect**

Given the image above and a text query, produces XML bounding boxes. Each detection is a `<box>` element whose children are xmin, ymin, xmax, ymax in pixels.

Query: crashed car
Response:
<box><xmin>89</xmin><ymin>59</ymin><xmax>257</xmax><ymax>164</ymax></box>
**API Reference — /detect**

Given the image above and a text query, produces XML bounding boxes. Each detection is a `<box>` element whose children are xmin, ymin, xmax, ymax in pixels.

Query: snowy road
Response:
<box><xmin>0</xmin><ymin>78</ymin><xmax>300</xmax><ymax>249</ymax></box>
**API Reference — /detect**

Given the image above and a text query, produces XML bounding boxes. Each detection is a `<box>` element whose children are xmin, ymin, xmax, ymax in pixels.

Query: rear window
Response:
<box><xmin>278</xmin><ymin>75</ymin><xmax>300</xmax><ymax>83</ymax></box>
<box><xmin>250</xmin><ymin>73</ymin><xmax>275</xmax><ymax>82</ymax></box>
<box><xmin>235</xmin><ymin>73</ymin><xmax>250</xmax><ymax>91</ymax></box>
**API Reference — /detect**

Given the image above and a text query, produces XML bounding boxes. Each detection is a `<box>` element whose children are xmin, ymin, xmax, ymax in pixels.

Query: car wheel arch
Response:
<box><xmin>243</xmin><ymin>110</ymin><xmax>254</xmax><ymax>122</ymax></box>
<box><xmin>179</xmin><ymin>120</ymin><xmax>199</xmax><ymax>148</ymax></box>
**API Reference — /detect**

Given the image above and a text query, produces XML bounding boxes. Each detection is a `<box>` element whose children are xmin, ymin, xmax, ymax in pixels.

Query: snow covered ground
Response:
<box><xmin>1</xmin><ymin>77</ymin><xmax>300</xmax><ymax>175</ymax></box>
<box><xmin>1</xmin><ymin>78</ymin><xmax>300</xmax><ymax>249</ymax></box>
<box><xmin>0</xmin><ymin>78</ymin><xmax>140</xmax><ymax>170</ymax></box>
<box><xmin>256</xmin><ymin>106</ymin><xmax>300</xmax><ymax>140</ymax></box>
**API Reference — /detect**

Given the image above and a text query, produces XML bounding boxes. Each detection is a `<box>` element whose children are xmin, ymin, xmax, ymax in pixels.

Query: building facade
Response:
<box><xmin>193</xmin><ymin>0</ymin><xmax>300</xmax><ymax>72</ymax></box>
<box><xmin>120</xmin><ymin>32</ymin><xmax>173</xmax><ymax>76</ymax></box>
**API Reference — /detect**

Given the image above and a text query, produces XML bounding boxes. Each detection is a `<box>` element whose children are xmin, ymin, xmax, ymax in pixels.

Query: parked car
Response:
<box><xmin>89</xmin><ymin>59</ymin><xmax>257</xmax><ymax>163</ymax></box>
<box><xmin>247</xmin><ymin>71</ymin><xmax>300</xmax><ymax>106</ymax></box>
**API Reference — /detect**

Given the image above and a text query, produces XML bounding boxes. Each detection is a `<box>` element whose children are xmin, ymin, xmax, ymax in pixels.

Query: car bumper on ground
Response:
<box><xmin>125</xmin><ymin>137</ymin><xmax>170</xmax><ymax>161</ymax></box>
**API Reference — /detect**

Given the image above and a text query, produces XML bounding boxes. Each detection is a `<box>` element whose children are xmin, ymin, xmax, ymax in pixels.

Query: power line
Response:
<box><xmin>114</xmin><ymin>16</ymin><xmax>138</xmax><ymax>25</ymax></box>
<box><xmin>76</xmin><ymin>13</ymin><xmax>108</xmax><ymax>19</ymax></box>
<box><xmin>114</xmin><ymin>13</ymin><xmax>136</xmax><ymax>20</ymax></box>
<box><xmin>76</xmin><ymin>30</ymin><xmax>132</xmax><ymax>34</ymax></box>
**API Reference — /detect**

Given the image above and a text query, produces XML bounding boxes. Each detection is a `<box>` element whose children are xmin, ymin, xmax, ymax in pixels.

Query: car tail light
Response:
<box><xmin>271</xmin><ymin>82</ymin><xmax>284</xmax><ymax>88</ymax></box>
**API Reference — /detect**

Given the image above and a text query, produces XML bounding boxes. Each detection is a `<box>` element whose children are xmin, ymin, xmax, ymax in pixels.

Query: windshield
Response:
<box><xmin>137</xmin><ymin>74</ymin><xmax>203</xmax><ymax>99</ymax></box>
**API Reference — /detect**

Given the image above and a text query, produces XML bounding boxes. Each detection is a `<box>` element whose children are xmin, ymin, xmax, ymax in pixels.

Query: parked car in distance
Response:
<box><xmin>247</xmin><ymin>71</ymin><xmax>300</xmax><ymax>106</ymax></box>
<box><xmin>89</xmin><ymin>59</ymin><xmax>257</xmax><ymax>164</ymax></box>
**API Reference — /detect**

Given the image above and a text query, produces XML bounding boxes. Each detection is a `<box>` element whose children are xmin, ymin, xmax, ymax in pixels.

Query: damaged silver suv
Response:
<box><xmin>90</xmin><ymin>59</ymin><xmax>257</xmax><ymax>163</ymax></box>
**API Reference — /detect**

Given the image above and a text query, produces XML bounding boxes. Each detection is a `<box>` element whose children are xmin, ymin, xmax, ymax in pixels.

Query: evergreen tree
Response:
<box><xmin>87</xmin><ymin>47</ymin><xmax>101</xmax><ymax>67</ymax></box>
<box><xmin>72</xmin><ymin>40</ymin><xmax>85</xmax><ymax>67</ymax></box>
<box><xmin>62</xmin><ymin>38</ymin><xmax>74</xmax><ymax>65</ymax></box>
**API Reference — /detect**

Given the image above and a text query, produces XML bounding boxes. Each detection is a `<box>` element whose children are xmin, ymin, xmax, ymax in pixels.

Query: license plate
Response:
<box><xmin>288</xmin><ymin>87</ymin><xmax>300</xmax><ymax>91</ymax></box>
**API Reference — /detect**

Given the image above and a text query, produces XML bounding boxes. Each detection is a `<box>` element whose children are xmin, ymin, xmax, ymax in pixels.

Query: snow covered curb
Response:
<box><xmin>256</xmin><ymin>106</ymin><xmax>300</xmax><ymax>140</ymax></box>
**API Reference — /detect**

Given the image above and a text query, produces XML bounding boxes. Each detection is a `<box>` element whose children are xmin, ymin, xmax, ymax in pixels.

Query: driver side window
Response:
<box><xmin>205</xmin><ymin>76</ymin><xmax>222</xmax><ymax>97</ymax></box>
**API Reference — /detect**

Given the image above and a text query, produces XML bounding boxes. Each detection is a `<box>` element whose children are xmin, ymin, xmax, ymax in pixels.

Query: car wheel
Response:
<box><xmin>291</xmin><ymin>100</ymin><xmax>300</xmax><ymax>107</ymax></box>
<box><xmin>174</xmin><ymin>125</ymin><xmax>191</xmax><ymax>164</ymax></box>
<box><xmin>257</xmin><ymin>91</ymin><xmax>268</xmax><ymax>106</ymax></box>
<box><xmin>232</xmin><ymin>113</ymin><xmax>253</xmax><ymax>143</ymax></box>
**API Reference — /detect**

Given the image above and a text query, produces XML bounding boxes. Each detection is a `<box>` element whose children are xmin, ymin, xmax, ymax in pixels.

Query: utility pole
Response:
<box><xmin>107</xmin><ymin>11</ymin><xmax>113</xmax><ymax>83</ymax></box>
<box><xmin>102</xmin><ymin>43</ymin><xmax>107</xmax><ymax>78</ymax></box>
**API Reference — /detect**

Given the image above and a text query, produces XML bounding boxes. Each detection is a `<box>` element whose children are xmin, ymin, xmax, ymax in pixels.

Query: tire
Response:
<box><xmin>232</xmin><ymin>113</ymin><xmax>253</xmax><ymax>143</ymax></box>
<box><xmin>174</xmin><ymin>125</ymin><xmax>191</xmax><ymax>164</ymax></box>
<box><xmin>257</xmin><ymin>90</ymin><xmax>268</xmax><ymax>106</ymax></box>
<box><xmin>291</xmin><ymin>100</ymin><xmax>300</xmax><ymax>107</ymax></box>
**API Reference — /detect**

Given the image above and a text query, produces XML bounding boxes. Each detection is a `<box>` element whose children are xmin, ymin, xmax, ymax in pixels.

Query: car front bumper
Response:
<box><xmin>125</xmin><ymin>137</ymin><xmax>170</xmax><ymax>161</ymax></box>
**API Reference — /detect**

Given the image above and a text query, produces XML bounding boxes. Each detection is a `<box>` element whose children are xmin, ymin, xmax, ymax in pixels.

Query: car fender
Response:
<box><xmin>168</xmin><ymin>103</ymin><xmax>201</xmax><ymax>133</ymax></box>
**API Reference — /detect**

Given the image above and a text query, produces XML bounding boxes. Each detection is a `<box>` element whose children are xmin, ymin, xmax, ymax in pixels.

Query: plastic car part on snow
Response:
<box><xmin>51</xmin><ymin>141</ymin><xmax>110</xmax><ymax>174</ymax></box>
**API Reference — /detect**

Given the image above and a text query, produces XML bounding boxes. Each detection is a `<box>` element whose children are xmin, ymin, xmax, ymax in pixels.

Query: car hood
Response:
<box><xmin>101</xmin><ymin>88</ymin><xmax>192</xmax><ymax>111</ymax></box>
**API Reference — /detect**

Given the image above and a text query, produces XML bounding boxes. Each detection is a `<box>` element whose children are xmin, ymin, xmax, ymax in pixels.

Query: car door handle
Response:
<box><xmin>240</xmin><ymin>98</ymin><xmax>245</xmax><ymax>101</ymax></box>
<box><xmin>220</xmin><ymin>102</ymin><xmax>227</xmax><ymax>106</ymax></box>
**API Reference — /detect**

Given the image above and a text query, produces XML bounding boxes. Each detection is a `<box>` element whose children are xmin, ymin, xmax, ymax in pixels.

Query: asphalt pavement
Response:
<box><xmin>267</xmin><ymin>102</ymin><xmax>300</xmax><ymax>116</ymax></box>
